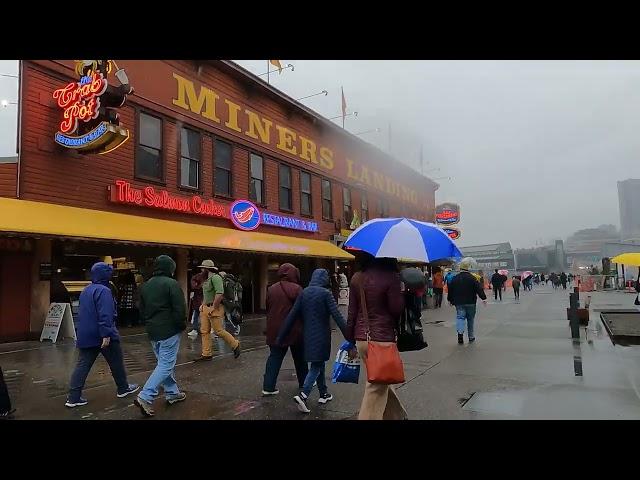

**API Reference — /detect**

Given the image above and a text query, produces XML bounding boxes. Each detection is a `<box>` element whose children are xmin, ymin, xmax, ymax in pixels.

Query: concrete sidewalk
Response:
<box><xmin>3</xmin><ymin>284</ymin><xmax>640</xmax><ymax>420</ymax></box>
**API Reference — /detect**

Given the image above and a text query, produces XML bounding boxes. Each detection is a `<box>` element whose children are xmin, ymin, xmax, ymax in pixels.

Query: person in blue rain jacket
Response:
<box><xmin>65</xmin><ymin>262</ymin><xmax>138</xmax><ymax>408</ymax></box>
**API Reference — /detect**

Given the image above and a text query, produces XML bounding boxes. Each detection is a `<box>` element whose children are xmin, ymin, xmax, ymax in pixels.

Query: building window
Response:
<box><xmin>180</xmin><ymin>127</ymin><xmax>200</xmax><ymax>189</ymax></box>
<box><xmin>279</xmin><ymin>164</ymin><xmax>292</xmax><ymax>211</ymax></box>
<box><xmin>322</xmin><ymin>179</ymin><xmax>332</xmax><ymax>220</ymax></box>
<box><xmin>300</xmin><ymin>171</ymin><xmax>312</xmax><ymax>216</ymax></box>
<box><xmin>250</xmin><ymin>153</ymin><xmax>264</xmax><ymax>205</ymax></box>
<box><xmin>136</xmin><ymin>112</ymin><xmax>163</xmax><ymax>181</ymax></box>
<box><xmin>361</xmin><ymin>193</ymin><xmax>368</xmax><ymax>222</ymax></box>
<box><xmin>379</xmin><ymin>198</ymin><xmax>389</xmax><ymax>218</ymax></box>
<box><xmin>214</xmin><ymin>139</ymin><xmax>232</xmax><ymax>197</ymax></box>
<box><xmin>343</xmin><ymin>187</ymin><xmax>352</xmax><ymax>224</ymax></box>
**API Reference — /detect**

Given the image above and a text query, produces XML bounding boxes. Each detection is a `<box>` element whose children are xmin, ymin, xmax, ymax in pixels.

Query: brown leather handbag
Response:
<box><xmin>359</xmin><ymin>280</ymin><xmax>405</xmax><ymax>384</ymax></box>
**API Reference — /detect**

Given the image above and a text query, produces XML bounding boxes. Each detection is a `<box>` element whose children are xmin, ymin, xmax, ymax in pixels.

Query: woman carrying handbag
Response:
<box><xmin>347</xmin><ymin>253</ymin><xmax>408</xmax><ymax>420</ymax></box>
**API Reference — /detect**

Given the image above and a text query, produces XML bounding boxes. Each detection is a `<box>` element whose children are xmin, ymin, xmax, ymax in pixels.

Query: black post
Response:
<box><xmin>569</xmin><ymin>292</ymin><xmax>580</xmax><ymax>340</ymax></box>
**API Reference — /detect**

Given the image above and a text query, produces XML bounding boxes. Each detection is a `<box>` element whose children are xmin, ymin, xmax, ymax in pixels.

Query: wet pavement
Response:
<box><xmin>3</xmin><ymin>284</ymin><xmax>640</xmax><ymax>420</ymax></box>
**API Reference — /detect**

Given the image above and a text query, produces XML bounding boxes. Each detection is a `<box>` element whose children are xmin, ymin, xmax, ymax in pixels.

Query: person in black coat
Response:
<box><xmin>449</xmin><ymin>259</ymin><xmax>487</xmax><ymax>344</ymax></box>
<box><xmin>277</xmin><ymin>269</ymin><xmax>349</xmax><ymax>414</ymax></box>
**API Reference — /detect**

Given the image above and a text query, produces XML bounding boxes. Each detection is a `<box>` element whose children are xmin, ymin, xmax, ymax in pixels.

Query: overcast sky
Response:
<box><xmin>2</xmin><ymin>60</ymin><xmax>637</xmax><ymax>249</ymax></box>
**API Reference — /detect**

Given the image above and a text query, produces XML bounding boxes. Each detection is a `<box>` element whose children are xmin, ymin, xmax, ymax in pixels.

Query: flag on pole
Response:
<box><xmin>270</xmin><ymin>60</ymin><xmax>283</xmax><ymax>73</ymax></box>
<box><xmin>341</xmin><ymin>86</ymin><xmax>347</xmax><ymax>118</ymax></box>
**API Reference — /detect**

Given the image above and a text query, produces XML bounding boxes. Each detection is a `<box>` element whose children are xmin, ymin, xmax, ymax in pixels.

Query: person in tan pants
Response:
<box><xmin>194</xmin><ymin>260</ymin><xmax>240</xmax><ymax>361</ymax></box>
<box><xmin>356</xmin><ymin>340</ymin><xmax>407</xmax><ymax>420</ymax></box>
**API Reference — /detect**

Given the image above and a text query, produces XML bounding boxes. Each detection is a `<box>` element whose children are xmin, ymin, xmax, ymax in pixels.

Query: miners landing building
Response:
<box><xmin>0</xmin><ymin>60</ymin><xmax>438</xmax><ymax>342</ymax></box>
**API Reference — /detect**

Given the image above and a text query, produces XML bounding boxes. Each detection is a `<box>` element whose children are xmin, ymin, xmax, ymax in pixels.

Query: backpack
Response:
<box><xmin>221</xmin><ymin>274</ymin><xmax>243</xmax><ymax>322</ymax></box>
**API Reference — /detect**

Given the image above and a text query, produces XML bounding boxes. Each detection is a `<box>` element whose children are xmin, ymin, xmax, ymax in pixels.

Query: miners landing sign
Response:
<box><xmin>435</xmin><ymin>203</ymin><xmax>460</xmax><ymax>226</ymax></box>
<box><xmin>442</xmin><ymin>226</ymin><xmax>461</xmax><ymax>240</ymax></box>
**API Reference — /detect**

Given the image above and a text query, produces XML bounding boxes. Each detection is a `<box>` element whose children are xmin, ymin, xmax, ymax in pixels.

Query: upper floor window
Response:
<box><xmin>361</xmin><ymin>193</ymin><xmax>368</xmax><ymax>222</ymax></box>
<box><xmin>250</xmin><ymin>153</ymin><xmax>264</xmax><ymax>205</ymax></box>
<box><xmin>136</xmin><ymin>112</ymin><xmax>163</xmax><ymax>181</ymax></box>
<box><xmin>343</xmin><ymin>187</ymin><xmax>352</xmax><ymax>224</ymax></box>
<box><xmin>322</xmin><ymin>179</ymin><xmax>332</xmax><ymax>220</ymax></box>
<box><xmin>279</xmin><ymin>164</ymin><xmax>293</xmax><ymax>211</ymax></box>
<box><xmin>300</xmin><ymin>171</ymin><xmax>312</xmax><ymax>216</ymax></box>
<box><xmin>180</xmin><ymin>127</ymin><xmax>200</xmax><ymax>189</ymax></box>
<box><xmin>214</xmin><ymin>139</ymin><xmax>232</xmax><ymax>197</ymax></box>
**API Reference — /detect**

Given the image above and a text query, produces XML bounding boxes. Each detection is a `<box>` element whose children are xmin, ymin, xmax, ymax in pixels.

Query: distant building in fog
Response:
<box><xmin>460</xmin><ymin>242</ymin><xmax>515</xmax><ymax>270</ymax></box>
<box><xmin>565</xmin><ymin>224</ymin><xmax>619</xmax><ymax>266</ymax></box>
<box><xmin>514</xmin><ymin>240</ymin><xmax>566</xmax><ymax>273</ymax></box>
<box><xmin>618</xmin><ymin>179</ymin><xmax>640</xmax><ymax>243</ymax></box>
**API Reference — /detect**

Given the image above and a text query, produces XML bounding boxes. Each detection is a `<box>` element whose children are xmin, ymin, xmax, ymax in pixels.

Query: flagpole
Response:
<box><xmin>266</xmin><ymin>60</ymin><xmax>270</xmax><ymax>84</ymax></box>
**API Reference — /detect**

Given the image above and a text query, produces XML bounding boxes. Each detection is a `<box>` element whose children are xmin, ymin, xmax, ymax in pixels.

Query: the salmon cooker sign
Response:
<box><xmin>171</xmin><ymin>73</ymin><xmax>421</xmax><ymax>206</ymax></box>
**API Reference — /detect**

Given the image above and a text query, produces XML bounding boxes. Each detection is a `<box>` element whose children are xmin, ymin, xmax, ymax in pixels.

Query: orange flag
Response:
<box><xmin>269</xmin><ymin>60</ymin><xmax>283</xmax><ymax>73</ymax></box>
<box><xmin>341</xmin><ymin>86</ymin><xmax>347</xmax><ymax>118</ymax></box>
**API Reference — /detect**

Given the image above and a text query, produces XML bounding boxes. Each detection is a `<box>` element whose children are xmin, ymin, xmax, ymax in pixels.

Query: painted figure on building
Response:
<box><xmin>73</xmin><ymin>60</ymin><xmax>134</xmax><ymax>136</ymax></box>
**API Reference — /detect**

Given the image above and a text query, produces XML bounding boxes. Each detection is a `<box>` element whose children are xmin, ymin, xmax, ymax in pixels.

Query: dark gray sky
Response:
<box><xmin>2</xmin><ymin>60</ymin><xmax>637</xmax><ymax>249</ymax></box>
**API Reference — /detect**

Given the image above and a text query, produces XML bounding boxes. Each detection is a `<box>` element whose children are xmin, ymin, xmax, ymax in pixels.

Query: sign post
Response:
<box><xmin>40</xmin><ymin>303</ymin><xmax>76</xmax><ymax>343</ymax></box>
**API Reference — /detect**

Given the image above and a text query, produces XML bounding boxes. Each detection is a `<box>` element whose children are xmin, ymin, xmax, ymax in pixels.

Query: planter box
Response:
<box><xmin>567</xmin><ymin>308</ymin><xmax>589</xmax><ymax>326</ymax></box>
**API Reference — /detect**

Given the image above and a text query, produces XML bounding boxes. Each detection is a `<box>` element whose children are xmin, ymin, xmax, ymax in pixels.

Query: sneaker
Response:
<box><xmin>294</xmin><ymin>392</ymin><xmax>310</xmax><ymax>413</ymax></box>
<box><xmin>234</xmin><ymin>326</ymin><xmax>241</xmax><ymax>336</ymax></box>
<box><xmin>0</xmin><ymin>409</ymin><xmax>16</xmax><ymax>419</ymax></box>
<box><xmin>194</xmin><ymin>355</ymin><xmax>213</xmax><ymax>362</ymax></box>
<box><xmin>318</xmin><ymin>393</ymin><xmax>333</xmax><ymax>404</ymax></box>
<box><xmin>166</xmin><ymin>392</ymin><xmax>187</xmax><ymax>405</ymax></box>
<box><xmin>116</xmin><ymin>384</ymin><xmax>140</xmax><ymax>398</ymax></box>
<box><xmin>469</xmin><ymin>337</ymin><xmax>476</xmax><ymax>343</ymax></box>
<box><xmin>262</xmin><ymin>389</ymin><xmax>280</xmax><ymax>396</ymax></box>
<box><xmin>457</xmin><ymin>334</ymin><xmax>464</xmax><ymax>345</ymax></box>
<box><xmin>233</xmin><ymin>344</ymin><xmax>241</xmax><ymax>359</ymax></box>
<box><xmin>65</xmin><ymin>397</ymin><xmax>88</xmax><ymax>408</ymax></box>
<box><xmin>187</xmin><ymin>330</ymin><xmax>198</xmax><ymax>338</ymax></box>
<box><xmin>134</xmin><ymin>396</ymin><xmax>155</xmax><ymax>417</ymax></box>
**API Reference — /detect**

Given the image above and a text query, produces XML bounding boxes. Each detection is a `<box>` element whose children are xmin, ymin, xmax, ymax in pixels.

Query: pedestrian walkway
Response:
<box><xmin>3</xmin><ymin>284</ymin><xmax>640</xmax><ymax>419</ymax></box>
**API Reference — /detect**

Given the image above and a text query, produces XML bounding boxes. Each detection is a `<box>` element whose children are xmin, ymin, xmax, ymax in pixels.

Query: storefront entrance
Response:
<box><xmin>0</xmin><ymin>252</ymin><xmax>32</xmax><ymax>341</ymax></box>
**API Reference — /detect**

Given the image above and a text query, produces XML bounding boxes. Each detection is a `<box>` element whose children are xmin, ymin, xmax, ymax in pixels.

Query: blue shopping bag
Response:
<box><xmin>331</xmin><ymin>341</ymin><xmax>360</xmax><ymax>384</ymax></box>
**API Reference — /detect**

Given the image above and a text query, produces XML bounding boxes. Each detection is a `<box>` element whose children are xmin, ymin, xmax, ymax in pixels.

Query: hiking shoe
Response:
<box><xmin>318</xmin><ymin>393</ymin><xmax>333</xmax><ymax>404</ymax></box>
<box><xmin>294</xmin><ymin>392</ymin><xmax>310</xmax><ymax>413</ymax></box>
<box><xmin>134</xmin><ymin>396</ymin><xmax>155</xmax><ymax>417</ymax></box>
<box><xmin>166</xmin><ymin>392</ymin><xmax>187</xmax><ymax>405</ymax></box>
<box><xmin>65</xmin><ymin>397</ymin><xmax>88</xmax><ymax>408</ymax></box>
<box><xmin>194</xmin><ymin>355</ymin><xmax>213</xmax><ymax>362</ymax></box>
<box><xmin>262</xmin><ymin>389</ymin><xmax>279</xmax><ymax>396</ymax></box>
<box><xmin>457</xmin><ymin>334</ymin><xmax>464</xmax><ymax>345</ymax></box>
<box><xmin>116</xmin><ymin>384</ymin><xmax>139</xmax><ymax>398</ymax></box>
<box><xmin>233</xmin><ymin>344</ymin><xmax>241</xmax><ymax>359</ymax></box>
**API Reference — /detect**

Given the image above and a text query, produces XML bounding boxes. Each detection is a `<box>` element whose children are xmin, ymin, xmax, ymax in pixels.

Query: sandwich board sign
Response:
<box><xmin>40</xmin><ymin>303</ymin><xmax>76</xmax><ymax>343</ymax></box>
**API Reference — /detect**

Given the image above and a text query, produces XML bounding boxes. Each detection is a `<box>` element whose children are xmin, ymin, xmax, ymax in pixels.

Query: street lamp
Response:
<box><xmin>329</xmin><ymin>111</ymin><xmax>358</xmax><ymax>121</ymax></box>
<box><xmin>431</xmin><ymin>176</ymin><xmax>453</xmax><ymax>181</ymax></box>
<box><xmin>1</xmin><ymin>100</ymin><xmax>17</xmax><ymax>108</ymax></box>
<box><xmin>0</xmin><ymin>74</ymin><xmax>18</xmax><ymax>78</ymax></box>
<box><xmin>354</xmin><ymin>128</ymin><xmax>381</xmax><ymax>136</ymax></box>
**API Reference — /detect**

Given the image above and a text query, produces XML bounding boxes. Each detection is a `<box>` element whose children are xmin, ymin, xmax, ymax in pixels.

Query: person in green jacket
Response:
<box><xmin>134</xmin><ymin>255</ymin><xmax>187</xmax><ymax>417</ymax></box>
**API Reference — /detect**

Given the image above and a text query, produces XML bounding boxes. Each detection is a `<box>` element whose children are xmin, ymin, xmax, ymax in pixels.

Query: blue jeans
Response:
<box><xmin>68</xmin><ymin>340</ymin><xmax>129</xmax><ymax>402</ymax></box>
<box><xmin>456</xmin><ymin>304</ymin><xmax>477</xmax><ymax>338</ymax></box>
<box><xmin>138</xmin><ymin>333</ymin><xmax>181</xmax><ymax>403</ymax></box>
<box><xmin>302</xmin><ymin>361</ymin><xmax>327</xmax><ymax>397</ymax></box>
<box><xmin>263</xmin><ymin>344</ymin><xmax>308</xmax><ymax>392</ymax></box>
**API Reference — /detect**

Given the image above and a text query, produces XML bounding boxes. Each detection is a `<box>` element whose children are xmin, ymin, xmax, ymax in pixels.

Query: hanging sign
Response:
<box><xmin>442</xmin><ymin>226</ymin><xmax>461</xmax><ymax>240</ymax></box>
<box><xmin>53</xmin><ymin>60</ymin><xmax>133</xmax><ymax>155</ymax></box>
<box><xmin>230</xmin><ymin>199</ymin><xmax>261</xmax><ymax>231</ymax></box>
<box><xmin>40</xmin><ymin>303</ymin><xmax>76</xmax><ymax>343</ymax></box>
<box><xmin>435</xmin><ymin>203</ymin><xmax>461</xmax><ymax>225</ymax></box>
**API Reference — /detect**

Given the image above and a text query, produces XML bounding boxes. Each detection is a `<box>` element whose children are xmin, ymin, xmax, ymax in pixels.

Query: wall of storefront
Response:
<box><xmin>0</xmin><ymin>163</ymin><xmax>16</xmax><ymax>197</ymax></box>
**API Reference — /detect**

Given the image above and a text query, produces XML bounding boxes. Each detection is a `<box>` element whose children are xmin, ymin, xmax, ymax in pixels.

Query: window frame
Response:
<box><xmin>299</xmin><ymin>170</ymin><xmax>313</xmax><ymax>218</ymax></box>
<box><xmin>361</xmin><ymin>191</ymin><xmax>368</xmax><ymax>222</ymax></box>
<box><xmin>278</xmin><ymin>163</ymin><xmax>293</xmax><ymax>213</ymax></box>
<box><xmin>177</xmin><ymin>124</ymin><xmax>202</xmax><ymax>192</ymax></box>
<box><xmin>342</xmin><ymin>186</ymin><xmax>352</xmax><ymax>224</ymax></box>
<box><xmin>134</xmin><ymin>109</ymin><xmax>165</xmax><ymax>185</ymax></box>
<box><xmin>248</xmin><ymin>151</ymin><xmax>266</xmax><ymax>207</ymax></box>
<box><xmin>213</xmin><ymin>137</ymin><xmax>234</xmax><ymax>199</ymax></box>
<box><xmin>322</xmin><ymin>178</ymin><xmax>333</xmax><ymax>221</ymax></box>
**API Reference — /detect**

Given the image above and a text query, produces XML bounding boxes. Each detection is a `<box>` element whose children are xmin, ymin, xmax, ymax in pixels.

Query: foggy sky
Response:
<box><xmin>2</xmin><ymin>60</ymin><xmax>638</xmax><ymax>249</ymax></box>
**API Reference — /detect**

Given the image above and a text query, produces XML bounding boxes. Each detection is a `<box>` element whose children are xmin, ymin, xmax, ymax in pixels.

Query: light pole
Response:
<box><xmin>0</xmin><ymin>74</ymin><xmax>18</xmax><ymax>78</ymax></box>
<box><xmin>329</xmin><ymin>111</ymin><xmax>358</xmax><ymax>121</ymax></box>
<box><xmin>354</xmin><ymin>128</ymin><xmax>381</xmax><ymax>136</ymax></box>
<box><xmin>1</xmin><ymin>100</ymin><xmax>17</xmax><ymax>108</ymax></box>
<box><xmin>295</xmin><ymin>90</ymin><xmax>328</xmax><ymax>102</ymax></box>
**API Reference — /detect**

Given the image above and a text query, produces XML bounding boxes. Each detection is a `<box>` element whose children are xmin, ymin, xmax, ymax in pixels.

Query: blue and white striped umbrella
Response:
<box><xmin>344</xmin><ymin>218</ymin><xmax>463</xmax><ymax>263</ymax></box>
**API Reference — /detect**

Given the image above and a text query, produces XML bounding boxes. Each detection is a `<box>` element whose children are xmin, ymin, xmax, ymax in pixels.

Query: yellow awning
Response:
<box><xmin>0</xmin><ymin>198</ymin><xmax>353</xmax><ymax>260</ymax></box>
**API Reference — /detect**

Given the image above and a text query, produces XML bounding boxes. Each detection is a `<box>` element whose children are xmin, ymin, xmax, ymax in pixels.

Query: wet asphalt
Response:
<box><xmin>3</xmin><ymin>283</ymin><xmax>640</xmax><ymax>420</ymax></box>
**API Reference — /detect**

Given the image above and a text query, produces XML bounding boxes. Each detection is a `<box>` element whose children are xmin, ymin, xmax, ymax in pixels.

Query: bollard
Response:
<box><xmin>568</xmin><ymin>292</ymin><xmax>580</xmax><ymax>340</ymax></box>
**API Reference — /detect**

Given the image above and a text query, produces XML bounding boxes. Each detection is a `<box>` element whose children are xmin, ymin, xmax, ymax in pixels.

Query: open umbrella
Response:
<box><xmin>522</xmin><ymin>271</ymin><xmax>534</xmax><ymax>279</ymax></box>
<box><xmin>344</xmin><ymin>218</ymin><xmax>462</xmax><ymax>263</ymax></box>
<box><xmin>612</xmin><ymin>253</ymin><xmax>640</xmax><ymax>285</ymax></box>
<box><xmin>498</xmin><ymin>269</ymin><xmax>509</xmax><ymax>277</ymax></box>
